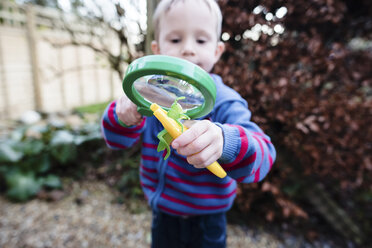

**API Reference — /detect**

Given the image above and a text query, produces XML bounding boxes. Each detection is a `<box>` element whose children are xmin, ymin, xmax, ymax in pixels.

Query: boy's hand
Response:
<box><xmin>171</xmin><ymin>120</ymin><xmax>223</xmax><ymax>169</ymax></box>
<box><xmin>115</xmin><ymin>94</ymin><xmax>143</xmax><ymax>126</ymax></box>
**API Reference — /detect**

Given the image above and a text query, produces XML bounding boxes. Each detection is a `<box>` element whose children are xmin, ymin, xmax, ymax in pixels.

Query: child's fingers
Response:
<box><xmin>183</xmin><ymin>120</ymin><xmax>197</xmax><ymax>128</ymax></box>
<box><xmin>172</xmin><ymin>120</ymin><xmax>209</xmax><ymax>149</ymax></box>
<box><xmin>116</xmin><ymin>96</ymin><xmax>142</xmax><ymax>126</ymax></box>
<box><xmin>172</xmin><ymin>120</ymin><xmax>223</xmax><ymax>168</ymax></box>
<box><xmin>186</xmin><ymin>143</ymin><xmax>221</xmax><ymax>168</ymax></box>
<box><xmin>176</xmin><ymin>132</ymin><xmax>212</xmax><ymax>156</ymax></box>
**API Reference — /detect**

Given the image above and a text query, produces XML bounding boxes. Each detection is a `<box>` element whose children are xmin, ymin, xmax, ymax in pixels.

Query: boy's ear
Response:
<box><xmin>214</xmin><ymin>41</ymin><xmax>225</xmax><ymax>62</ymax></box>
<box><xmin>151</xmin><ymin>41</ymin><xmax>160</xmax><ymax>54</ymax></box>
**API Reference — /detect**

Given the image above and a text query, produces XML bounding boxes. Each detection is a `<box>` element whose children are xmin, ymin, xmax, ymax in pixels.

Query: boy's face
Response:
<box><xmin>151</xmin><ymin>0</ymin><xmax>225</xmax><ymax>73</ymax></box>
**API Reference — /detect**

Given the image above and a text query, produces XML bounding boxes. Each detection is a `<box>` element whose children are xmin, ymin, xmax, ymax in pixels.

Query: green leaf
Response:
<box><xmin>0</xmin><ymin>164</ymin><xmax>9</xmax><ymax>174</ymax></box>
<box><xmin>10</xmin><ymin>127</ymin><xmax>26</xmax><ymax>142</ymax></box>
<box><xmin>35</xmin><ymin>154</ymin><xmax>51</xmax><ymax>173</ymax></box>
<box><xmin>21</xmin><ymin>139</ymin><xmax>44</xmax><ymax>156</ymax></box>
<box><xmin>81</xmin><ymin>122</ymin><xmax>100</xmax><ymax>133</ymax></box>
<box><xmin>42</xmin><ymin>174</ymin><xmax>62</xmax><ymax>189</ymax></box>
<box><xmin>0</xmin><ymin>143</ymin><xmax>23</xmax><ymax>163</ymax></box>
<box><xmin>51</xmin><ymin>143</ymin><xmax>77</xmax><ymax>164</ymax></box>
<box><xmin>50</xmin><ymin>130</ymin><xmax>74</xmax><ymax>145</ymax></box>
<box><xmin>74</xmin><ymin>132</ymin><xmax>101</xmax><ymax>145</ymax></box>
<box><xmin>50</xmin><ymin>130</ymin><xmax>77</xmax><ymax>164</ymax></box>
<box><xmin>5</xmin><ymin>171</ymin><xmax>41</xmax><ymax>201</ymax></box>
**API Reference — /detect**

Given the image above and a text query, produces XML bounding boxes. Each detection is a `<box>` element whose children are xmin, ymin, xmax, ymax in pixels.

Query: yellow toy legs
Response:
<box><xmin>150</xmin><ymin>103</ymin><xmax>227</xmax><ymax>179</ymax></box>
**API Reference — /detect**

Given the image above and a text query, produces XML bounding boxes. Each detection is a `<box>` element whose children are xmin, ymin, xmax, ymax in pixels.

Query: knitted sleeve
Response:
<box><xmin>214</xmin><ymin>100</ymin><xmax>276</xmax><ymax>183</ymax></box>
<box><xmin>101</xmin><ymin>101</ymin><xmax>145</xmax><ymax>149</ymax></box>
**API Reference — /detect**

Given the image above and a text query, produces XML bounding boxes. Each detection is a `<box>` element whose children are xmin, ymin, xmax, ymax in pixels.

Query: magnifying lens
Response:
<box><xmin>123</xmin><ymin>55</ymin><xmax>227</xmax><ymax>178</ymax></box>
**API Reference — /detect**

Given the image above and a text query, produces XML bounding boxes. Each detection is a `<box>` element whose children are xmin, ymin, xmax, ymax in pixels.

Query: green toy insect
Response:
<box><xmin>156</xmin><ymin>97</ymin><xmax>190</xmax><ymax>159</ymax></box>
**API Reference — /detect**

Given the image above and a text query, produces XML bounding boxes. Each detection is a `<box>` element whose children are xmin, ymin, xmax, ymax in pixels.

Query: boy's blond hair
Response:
<box><xmin>152</xmin><ymin>0</ymin><xmax>223</xmax><ymax>40</ymax></box>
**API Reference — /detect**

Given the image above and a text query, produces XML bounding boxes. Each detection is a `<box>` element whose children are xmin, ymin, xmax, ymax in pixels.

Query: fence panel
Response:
<box><xmin>0</xmin><ymin>26</ymin><xmax>35</xmax><ymax>120</ymax></box>
<box><xmin>0</xmin><ymin>2</ymin><xmax>123</xmax><ymax>120</ymax></box>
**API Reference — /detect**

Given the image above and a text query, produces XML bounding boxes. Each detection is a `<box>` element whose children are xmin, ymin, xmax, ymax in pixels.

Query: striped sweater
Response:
<box><xmin>101</xmin><ymin>74</ymin><xmax>276</xmax><ymax>216</ymax></box>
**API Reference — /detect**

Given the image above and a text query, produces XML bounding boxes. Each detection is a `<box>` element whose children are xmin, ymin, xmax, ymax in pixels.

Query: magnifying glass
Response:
<box><xmin>123</xmin><ymin>55</ymin><xmax>227</xmax><ymax>178</ymax></box>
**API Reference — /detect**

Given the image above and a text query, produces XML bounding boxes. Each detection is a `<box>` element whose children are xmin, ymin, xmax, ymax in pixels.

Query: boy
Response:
<box><xmin>101</xmin><ymin>0</ymin><xmax>276</xmax><ymax>247</ymax></box>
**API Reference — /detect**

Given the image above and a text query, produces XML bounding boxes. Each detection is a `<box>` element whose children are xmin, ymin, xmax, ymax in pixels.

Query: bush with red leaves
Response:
<box><xmin>215</xmin><ymin>0</ymin><xmax>372</xmax><ymax>242</ymax></box>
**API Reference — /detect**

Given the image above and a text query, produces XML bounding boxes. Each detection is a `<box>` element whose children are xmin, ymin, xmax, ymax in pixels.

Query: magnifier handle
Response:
<box><xmin>150</xmin><ymin>103</ymin><xmax>227</xmax><ymax>179</ymax></box>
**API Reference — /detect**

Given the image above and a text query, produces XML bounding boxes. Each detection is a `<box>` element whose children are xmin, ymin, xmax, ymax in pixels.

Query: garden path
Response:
<box><xmin>0</xmin><ymin>180</ymin><xmax>334</xmax><ymax>248</ymax></box>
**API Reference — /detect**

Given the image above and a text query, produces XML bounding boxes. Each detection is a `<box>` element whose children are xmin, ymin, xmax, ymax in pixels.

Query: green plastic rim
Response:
<box><xmin>122</xmin><ymin>55</ymin><xmax>216</xmax><ymax>119</ymax></box>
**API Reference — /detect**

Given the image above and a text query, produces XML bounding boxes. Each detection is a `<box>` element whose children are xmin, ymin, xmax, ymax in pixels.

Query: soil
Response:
<box><xmin>0</xmin><ymin>180</ymin><xmax>343</xmax><ymax>248</ymax></box>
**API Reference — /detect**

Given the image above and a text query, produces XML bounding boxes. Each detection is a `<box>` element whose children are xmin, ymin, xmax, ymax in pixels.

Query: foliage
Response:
<box><xmin>22</xmin><ymin>0</ymin><xmax>58</xmax><ymax>8</ymax></box>
<box><xmin>215</xmin><ymin>0</ymin><xmax>371</xmax><ymax>244</ymax></box>
<box><xmin>18</xmin><ymin>0</ymin><xmax>146</xmax><ymax>79</ymax></box>
<box><xmin>74</xmin><ymin>101</ymin><xmax>111</xmax><ymax>115</ymax></box>
<box><xmin>115</xmin><ymin>145</ymin><xmax>142</xmax><ymax>199</ymax></box>
<box><xmin>50</xmin><ymin>0</ymin><xmax>145</xmax><ymax>80</ymax></box>
<box><xmin>0</xmin><ymin>115</ymin><xmax>102</xmax><ymax>201</ymax></box>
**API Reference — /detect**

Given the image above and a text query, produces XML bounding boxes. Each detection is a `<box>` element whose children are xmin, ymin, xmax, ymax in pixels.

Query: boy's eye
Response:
<box><xmin>170</xmin><ymin>39</ymin><xmax>180</xmax><ymax>43</ymax></box>
<box><xmin>197</xmin><ymin>39</ymin><xmax>206</xmax><ymax>44</ymax></box>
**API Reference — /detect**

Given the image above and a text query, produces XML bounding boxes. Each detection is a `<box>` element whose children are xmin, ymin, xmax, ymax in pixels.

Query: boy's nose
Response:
<box><xmin>181</xmin><ymin>40</ymin><xmax>195</xmax><ymax>56</ymax></box>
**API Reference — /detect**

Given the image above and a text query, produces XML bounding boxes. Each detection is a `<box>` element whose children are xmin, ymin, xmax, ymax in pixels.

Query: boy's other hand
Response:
<box><xmin>116</xmin><ymin>94</ymin><xmax>143</xmax><ymax>126</ymax></box>
<box><xmin>172</xmin><ymin>120</ymin><xmax>223</xmax><ymax>169</ymax></box>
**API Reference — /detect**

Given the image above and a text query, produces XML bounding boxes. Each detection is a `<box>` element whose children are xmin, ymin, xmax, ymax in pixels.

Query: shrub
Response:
<box><xmin>0</xmin><ymin>114</ymin><xmax>102</xmax><ymax>201</ymax></box>
<box><xmin>215</xmin><ymin>0</ymin><xmax>371</xmax><ymax>244</ymax></box>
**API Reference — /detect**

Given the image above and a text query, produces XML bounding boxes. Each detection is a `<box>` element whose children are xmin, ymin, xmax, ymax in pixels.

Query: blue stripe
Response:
<box><xmin>150</xmin><ymin>158</ymin><xmax>168</xmax><ymax>212</ymax></box>
<box><xmin>104</xmin><ymin>129</ymin><xmax>137</xmax><ymax>146</ymax></box>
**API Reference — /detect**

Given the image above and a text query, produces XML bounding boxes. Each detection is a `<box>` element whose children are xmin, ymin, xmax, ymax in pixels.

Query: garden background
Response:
<box><xmin>0</xmin><ymin>0</ymin><xmax>371</xmax><ymax>247</ymax></box>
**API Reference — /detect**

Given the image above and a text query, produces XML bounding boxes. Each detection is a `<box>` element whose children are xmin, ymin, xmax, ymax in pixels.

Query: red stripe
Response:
<box><xmin>256</xmin><ymin>134</ymin><xmax>274</xmax><ymax>170</ymax></box>
<box><xmin>236</xmin><ymin>176</ymin><xmax>246</xmax><ymax>183</ymax></box>
<box><xmin>140</xmin><ymin>172</ymin><xmax>158</xmax><ymax>184</ymax></box>
<box><xmin>105</xmin><ymin>140</ymin><xmax>127</xmax><ymax>149</ymax></box>
<box><xmin>225</xmin><ymin>153</ymin><xmax>256</xmax><ymax>172</ymax></box>
<box><xmin>161</xmin><ymin>193</ymin><xmax>229</xmax><ymax>210</ymax></box>
<box><xmin>254</xmin><ymin>167</ymin><xmax>261</xmax><ymax>183</ymax></box>
<box><xmin>168</xmin><ymin>161</ymin><xmax>209</xmax><ymax>176</ymax></box>
<box><xmin>107</xmin><ymin>102</ymin><xmax>127</xmax><ymax>130</ymax></box>
<box><xmin>269</xmin><ymin>153</ymin><xmax>273</xmax><ymax>170</ymax></box>
<box><xmin>166</xmin><ymin>174</ymin><xmax>234</xmax><ymax>188</ymax></box>
<box><xmin>224</xmin><ymin>152</ymin><xmax>256</xmax><ymax>170</ymax></box>
<box><xmin>252</xmin><ymin>131</ymin><xmax>272</xmax><ymax>144</ymax></box>
<box><xmin>143</xmin><ymin>142</ymin><xmax>158</xmax><ymax>149</ymax></box>
<box><xmin>158</xmin><ymin>204</ymin><xmax>193</xmax><ymax>216</ymax></box>
<box><xmin>223</xmin><ymin>125</ymin><xmax>248</xmax><ymax>167</ymax></box>
<box><xmin>140</xmin><ymin>182</ymin><xmax>155</xmax><ymax>192</ymax></box>
<box><xmin>140</xmin><ymin>163</ymin><xmax>157</xmax><ymax>174</ymax></box>
<box><xmin>252</xmin><ymin>135</ymin><xmax>264</xmax><ymax>183</ymax></box>
<box><xmin>142</xmin><ymin>155</ymin><xmax>159</xmax><ymax>162</ymax></box>
<box><xmin>102</xmin><ymin>120</ymin><xmax>141</xmax><ymax>139</ymax></box>
<box><xmin>166</xmin><ymin>183</ymin><xmax>236</xmax><ymax>199</ymax></box>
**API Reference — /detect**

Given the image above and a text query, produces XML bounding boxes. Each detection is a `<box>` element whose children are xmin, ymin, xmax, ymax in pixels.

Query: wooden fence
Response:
<box><xmin>0</xmin><ymin>2</ymin><xmax>123</xmax><ymax>120</ymax></box>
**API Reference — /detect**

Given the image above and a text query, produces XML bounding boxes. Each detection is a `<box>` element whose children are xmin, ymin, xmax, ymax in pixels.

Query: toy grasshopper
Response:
<box><xmin>156</xmin><ymin>97</ymin><xmax>190</xmax><ymax>159</ymax></box>
<box><xmin>151</xmin><ymin>100</ymin><xmax>227</xmax><ymax>178</ymax></box>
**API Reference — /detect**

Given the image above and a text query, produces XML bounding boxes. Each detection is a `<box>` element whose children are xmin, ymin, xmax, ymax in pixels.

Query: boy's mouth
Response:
<box><xmin>180</xmin><ymin>57</ymin><xmax>202</xmax><ymax>68</ymax></box>
<box><xmin>182</xmin><ymin>57</ymin><xmax>199</xmax><ymax>66</ymax></box>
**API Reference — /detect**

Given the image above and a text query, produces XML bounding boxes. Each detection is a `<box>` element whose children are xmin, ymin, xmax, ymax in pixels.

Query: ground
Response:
<box><xmin>0</xmin><ymin>180</ymin><xmax>339</xmax><ymax>248</ymax></box>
